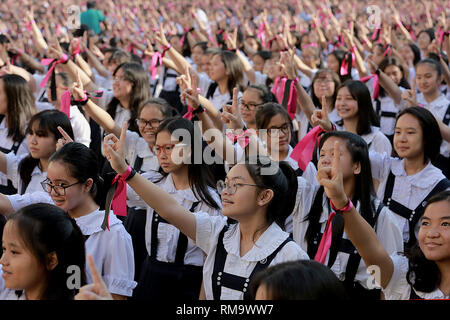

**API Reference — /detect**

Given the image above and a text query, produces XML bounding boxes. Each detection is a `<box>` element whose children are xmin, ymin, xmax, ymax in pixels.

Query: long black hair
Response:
<box><xmin>106</xmin><ymin>62</ymin><xmax>152</xmax><ymax>133</ymax></box>
<box><xmin>329</xmin><ymin>50</ymin><xmax>353</xmax><ymax>83</ymax></box>
<box><xmin>378</xmin><ymin>57</ymin><xmax>411</xmax><ymax>98</ymax></box>
<box><xmin>155</xmin><ymin>117</ymin><xmax>220</xmax><ymax>210</ymax></box>
<box><xmin>336</xmin><ymin>80</ymin><xmax>379</xmax><ymax>135</ymax></box>
<box><xmin>306</xmin><ymin>131</ymin><xmax>377</xmax><ymax>244</ymax></box>
<box><xmin>8</xmin><ymin>203</ymin><xmax>86</xmax><ymax>300</ymax></box>
<box><xmin>49</xmin><ymin>142</ymin><xmax>107</xmax><ymax>207</ymax></box>
<box><xmin>18</xmin><ymin>110</ymin><xmax>74</xmax><ymax>194</ymax></box>
<box><xmin>406</xmin><ymin>190</ymin><xmax>450</xmax><ymax>293</ymax></box>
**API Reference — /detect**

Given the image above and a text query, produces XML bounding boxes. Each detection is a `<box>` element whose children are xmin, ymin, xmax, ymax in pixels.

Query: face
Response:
<box><xmin>335</xmin><ymin>86</ymin><xmax>358</xmax><ymax>120</ymax></box>
<box><xmin>27</xmin><ymin>121</ymin><xmax>57</xmax><ymax>160</ymax></box>
<box><xmin>112</xmin><ymin>68</ymin><xmax>133</xmax><ymax>100</ymax></box>
<box><xmin>415</xmin><ymin>64</ymin><xmax>441</xmax><ymax>95</ymax></box>
<box><xmin>301</xmin><ymin>47</ymin><xmax>319</xmax><ymax>69</ymax></box>
<box><xmin>313</xmin><ymin>72</ymin><xmax>335</xmax><ymax>99</ymax></box>
<box><xmin>264</xmin><ymin>113</ymin><xmax>291</xmax><ymax>155</ymax></box>
<box><xmin>45</xmin><ymin>160</ymin><xmax>92</xmax><ymax>213</ymax></box>
<box><xmin>252</xmin><ymin>55</ymin><xmax>266</xmax><ymax>73</ymax></box>
<box><xmin>220</xmin><ymin>164</ymin><xmax>263</xmax><ymax>219</ymax></box>
<box><xmin>265</xmin><ymin>57</ymin><xmax>283</xmax><ymax>80</ymax></box>
<box><xmin>400</xmin><ymin>45</ymin><xmax>415</xmax><ymax>64</ymax></box>
<box><xmin>318</xmin><ymin>136</ymin><xmax>360</xmax><ymax>180</ymax></box>
<box><xmin>191</xmin><ymin>46</ymin><xmax>204</xmax><ymax>66</ymax></box>
<box><xmin>155</xmin><ymin>130</ymin><xmax>188</xmax><ymax>174</ymax></box>
<box><xmin>208</xmin><ymin>54</ymin><xmax>228</xmax><ymax>82</ymax></box>
<box><xmin>0</xmin><ymin>222</ymin><xmax>47</xmax><ymax>294</ymax></box>
<box><xmin>246</xmin><ymin>37</ymin><xmax>259</xmax><ymax>52</ymax></box>
<box><xmin>240</xmin><ymin>88</ymin><xmax>263</xmax><ymax>125</ymax></box>
<box><xmin>327</xmin><ymin>54</ymin><xmax>339</xmax><ymax>74</ymax></box>
<box><xmin>384</xmin><ymin>65</ymin><xmax>403</xmax><ymax>85</ymax></box>
<box><xmin>103</xmin><ymin>52</ymin><xmax>112</xmax><ymax>68</ymax></box>
<box><xmin>418</xmin><ymin>201</ymin><xmax>450</xmax><ymax>263</ymax></box>
<box><xmin>417</xmin><ymin>32</ymin><xmax>431</xmax><ymax>50</ymax></box>
<box><xmin>169</xmin><ymin>35</ymin><xmax>182</xmax><ymax>53</ymax></box>
<box><xmin>393</xmin><ymin>113</ymin><xmax>424</xmax><ymax>160</ymax></box>
<box><xmin>202</xmin><ymin>53</ymin><xmax>213</xmax><ymax>77</ymax></box>
<box><xmin>138</xmin><ymin>105</ymin><xmax>165</xmax><ymax>146</ymax></box>
<box><xmin>0</xmin><ymin>79</ymin><xmax>7</xmax><ymax>115</ymax></box>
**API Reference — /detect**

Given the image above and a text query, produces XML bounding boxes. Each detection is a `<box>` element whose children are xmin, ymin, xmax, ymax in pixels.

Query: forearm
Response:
<box><xmin>87</xmin><ymin>49</ymin><xmax>109</xmax><ymax>78</ymax></box>
<box><xmin>293</xmin><ymin>55</ymin><xmax>313</xmax><ymax>79</ymax></box>
<box><xmin>296</xmin><ymin>81</ymin><xmax>315</xmax><ymax>121</ymax></box>
<box><xmin>378</xmin><ymin>71</ymin><xmax>403</xmax><ymax>105</ymax></box>
<box><xmin>63</xmin><ymin>60</ymin><xmax>98</xmax><ymax>92</ymax></box>
<box><xmin>19</xmin><ymin>52</ymin><xmax>45</xmax><ymax>73</ymax></box>
<box><xmin>0</xmin><ymin>194</ymin><xmax>13</xmax><ymax>216</ymax></box>
<box><xmin>75</xmin><ymin>54</ymin><xmax>94</xmax><ymax>79</ymax></box>
<box><xmin>436</xmin><ymin>117</ymin><xmax>450</xmax><ymax>142</ymax></box>
<box><xmin>236</xmin><ymin>50</ymin><xmax>255</xmax><ymax>84</ymax></box>
<box><xmin>84</xmin><ymin>100</ymin><xmax>121</xmax><ymax>136</ymax></box>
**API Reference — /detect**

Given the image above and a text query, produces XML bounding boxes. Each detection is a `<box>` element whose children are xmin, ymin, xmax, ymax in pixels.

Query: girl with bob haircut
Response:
<box><xmin>101</xmin><ymin>125</ymin><xmax>309</xmax><ymax>300</ymax></box>
<box><xmin>0</xmin><ymin>203</ymin><xmax>86</xmax><ymax>300</ymax></box>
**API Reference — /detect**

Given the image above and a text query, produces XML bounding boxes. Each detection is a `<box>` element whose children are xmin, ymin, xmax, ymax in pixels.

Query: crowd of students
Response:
<box><xmin>0</xmin><ymin>0</ymin><xmax>449</xmax><ymax>300</ymax></box>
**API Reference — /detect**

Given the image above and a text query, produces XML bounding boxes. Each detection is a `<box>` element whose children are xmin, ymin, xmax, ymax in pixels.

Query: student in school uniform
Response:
<box><xmin>0</xmin><ymin>74</ymin><xmax>37</xmax><ymax>195</ymax></box>
<box><xmin>0</xmin><ymin>110</ymin><xmax>74</xmax><ymax>197</ymax></box>
<box><xmin>35</xmin><ymin>72</ymin><xmax>91</xmax><ymax>147</ymax></box>
<box><xmin>0</xmin><ymin>203</ymin><xmax>86</xmax><ymax>300</ymax></box>
<box><xmin>401</xmin><ymin>59</ymin><xmax>450</xmax><ymax>178</ymax></box>
<box><xmin>291</xmin><ymin>131</ymin><xmax>403</xmax><ymax>300</ymax></box>
<box><xmin>369</xmin><ymin>107</ymin><xmax>450</xmax><ymax>250</ymax></box>
<box><xmin>126</xmin><ymin>117</ymin><xmax>222</xmax><ymax>300</ymax></box>
<box><xmin>337</xmin><ymin>188</ymin><xmax>450</xmax><ymax>300</ymax></box>
<box><xmin>102</xmin><ymin>126</ymin><xmax>309</xmax><ymax>300</ymax></box>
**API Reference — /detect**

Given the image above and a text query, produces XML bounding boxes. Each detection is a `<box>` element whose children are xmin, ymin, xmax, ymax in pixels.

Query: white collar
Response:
<box><xmin>391</xmin><ymin>160</ymin><xmax>444</xmax><ymax>189</ymax></box>
<box><xmin>415</xmin><ymin>287</ymin><xmax>450</xmax><ymax>300</ymax></box>
<box><xmin>223</xmin><ymin>222</ymin><xmax>290</xmax><ymax>262</ymax></box>
<box><xmin>74</xmin><ymin>209</ymin><xmax>122</xmax><ymax>236</ymax></box>
<box><xmin>417</xmin><ymin>93</ymin><xmax>449</xmax><ymax>109</ymax></box>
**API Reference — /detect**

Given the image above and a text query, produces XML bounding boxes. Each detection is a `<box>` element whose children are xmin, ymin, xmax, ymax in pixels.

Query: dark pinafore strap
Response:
<box><xmin>150</xmin><ymin>201</ymin><xmax>200</xmax><ymax>265</ymax></box>
<box><xmin>211</xmin><ymin>225</ymin><xmax>293</xmax><ymax>300</ymax></box>
<box><xmin>0</xmin><ymin>138</ymin><xmax>24</xmax><ymax>195</ymax></box>
<box><xmin>382</xmin><ymin>171</ymin><xmax>450</xmax><ymax>247</ymax></box>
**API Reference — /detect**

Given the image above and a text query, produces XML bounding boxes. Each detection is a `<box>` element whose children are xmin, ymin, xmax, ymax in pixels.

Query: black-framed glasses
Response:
<box><xmin>135</xmin><ymin>118</ymin><xmax>163</xmax><ymax>128</ymax></box>
<box><xmin>266</xmin><ymin>123</ymin><xmax>290</xmax><ymax>136</ymax></box>
<box><xmin>240</xmin><ymin>101</ymin><xmax>265</xmax><ymax>111</ymax></box>
<box><xmin>216</xmin><ymin>180</ymin><xmax>267</xmax><ymax>195</ymax></box>
<box><xmin>41</xmin><ymin>179</ymin><xmax>82</xmax><ymax>196</ymax></box>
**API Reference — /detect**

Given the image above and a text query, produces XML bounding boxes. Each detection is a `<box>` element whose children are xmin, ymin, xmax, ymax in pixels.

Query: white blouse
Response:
<box><xmin>370</xmin><ymin>154</ymin><xmax>447</xmax><ymax>243</ymax></box>
<box><xmin>5</xmin><ymin>153</ymin><xmax>47</xmax><ymax>194</ymax></box>
<box><xmin>75</xmin><ymin>209</ymin><xmax>137</xmax><ymax>297</ymax></box>
<box><xmin>335</xmin><ymin>124</ymin><xmax>392</xmax><ymax>155</ymax></box>
<box><xmin>138</xmin><ymin>171</ymin><xmax>222</xmax><ymax>266</ymax></box>
<box><xmin>292</xmin><ymin>177</ymin><xmax>403</xmax><ymax>288</ymax></box>
<box><xmin>383</xmin><ymin>253</ymin><xmax>450</xmax><ymax>300</ymax></box>
<box><xmin>195</xmin><ymin>214</ymin><xmax>309</xmax><ymax>300</ymax></box>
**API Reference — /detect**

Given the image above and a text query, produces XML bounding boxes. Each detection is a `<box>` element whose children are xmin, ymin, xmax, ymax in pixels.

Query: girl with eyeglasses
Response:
<box><xmin>0</xmin><ymin>110</ymin><xmax>73</xmax><ymax>210</ymax></box>
<box><xmin>1</xmin><ymin>142</ymin><xmax>137</xmax><ymax>300</ymax></box>
<box><xmin>119</xmin><ymin>117</ymin><xmax>222</xmax><ymax>300</ymax></box>
<box><xmin>101</xmin><ymin>124</ymin><xmax>308</xmax><ymax>300</ymax></box>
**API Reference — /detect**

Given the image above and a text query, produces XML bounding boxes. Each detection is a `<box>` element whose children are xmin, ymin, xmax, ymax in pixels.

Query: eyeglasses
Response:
<box><xmin>113</xmin><ymin>75</ymin><xmax>127</xmax><ymax>82</ymax></box>
<box><xmin>41</xmin><ymin>179</ymin><xmax>82</xmax><ymax>196</ymax></box>
<box><xmin>266</xmin><ymin>123</ymin><xmax>290</xmax><ymax>136</ymax></box>
<box><xmin>240</xmin><ymin>101</ymin><xmax>265</xmax><ymax>111</ymax></box>
<box><xmin>216</xmin><ymin>180</ymin><xmax>267</xmax><ymax>195</ymax></box>
<box><xmin>154</xmin><ymin>143</ymin><xmax>187</xmax><ymax>155</ymax></box>
<box><xmin>136</xmin><ymin>118</ymin><xmax>163</xmax><ymax>128</ymax></box>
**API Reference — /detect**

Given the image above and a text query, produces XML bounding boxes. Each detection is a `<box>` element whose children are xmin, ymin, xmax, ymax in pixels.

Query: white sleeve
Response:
<box><xmin>198</xmin><ymin>73</ymin><xmax>213</xmax><ymax>97</ymax></box>
<box><xmin>95</xmin><ymin>89</ymin><xmax>114</xmax><ymax>109</ymax></box>
<box><xmin>195</xmin><ymin>212</ymin><xmax>227</xmax><ymax>253</ymax></box>
<box><xmin>7</xmin><ymin>192</ymin><xmax>53</xmax><ymax>212</ymax></box>
<box><xmin>368</xmin><ymin>150</ymin><xmax>392</xmax><ymax>181</ymax></box>
<box><xmin>370</xmin><ymin>131</ymin><xmax>392</xmax><ymax>156</ymax></box>
<box><xmin>70</xmin><ymin>108</ymin><xmax>91</xmax><ymax>147</ymax></box>
<box><xmin>5</xmin><ymin>152</ymin><xmax>23</xmax><ymax>189</ymax></box>
<box><xmin>375</xmin><ymin>205</ymin><xmax>404</xmax><ymax>255</ymax></box>
<box><xmin>101</xmin><ymin>226</ymin><xmax>137</xmax><ymax>297</ymax></box>
<box><xmin>383</xmin><ymin>253</ymin><xmax>411</xmax><ymax>300</ymax></box>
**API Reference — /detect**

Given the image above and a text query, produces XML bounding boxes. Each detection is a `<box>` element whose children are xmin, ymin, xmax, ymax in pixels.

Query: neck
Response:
<box><xmin>404</xmin><ymin>156</ymin><xmax>427</xmax><ymax>175</ymax></box>
<box><xmin>238</xmin><ymin>209</ymin><xmax>269</xmax><ymax>254</ymax></box>
<box><xmin>118</xmin><ymin>96</ymin><xmax>130</xmax><ymax>109</ymax></box>
<box><xmin>68</xmin><ymin>197</ymin><xmax>99</xmax><ymax>219</ymax></box>
<box><xmin>217</xmin><ymin>78</ymin><xmax>229</xmax><ymax>95</ymax></box>
<box><xmin>246</xmin><ymin>122</ymin><xmax>257</xmax><ymax>130</ymax></box>
<box><xmin>269</xmin><ymin>147</ymin><xmax>289</xmax><ymax>161</ymax></box>
<box><xmin>423</xmin><ymin>90</ymin><xmax>440</xmax><ymax>104</ymax></box>
<box><xmin>343</xmin><ymin>177</ymin><xmax>355</xmax><ymax>201</ymax></box>
<box><xmin>343</xmin><ymin>117</ymin><xmax>358</xmax><ymax>134</ymax></box>
<box><xmin>170</xmin><ymin>166</ymin><xmax>190</xmax><ymax>190</ymax></box>
<box><xmin>437</xmin><ymin>261</ymin><xmax>450</xmax><ymax>296</ymax></box>
<box><xmin>326</xmin><ymin>97</ymin><xmax>334</xmax><ymax>113</ymax></box>
<box><xmin>40</xmin><ymin>158</ymin><xmax>49</xmax><ymax>172</ymax></box>
<box><xmin>25</xmin><ymin>281</ymin><xmax>46</xmax><ymax>300</ymax></box>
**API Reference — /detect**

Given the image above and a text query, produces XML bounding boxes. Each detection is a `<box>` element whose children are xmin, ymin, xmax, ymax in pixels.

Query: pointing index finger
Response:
<box><xmin>332</xmin><ymin>140</ymin><xmax>341</xmax><ymax>175</ymax></box>
<box><xmin>87</xmin><ymin>255</ymin><xmax>103</xmax><ymax>287</ymax></box>
<box><xmin>57</xmin><ymin>126</ymin><xmax>73</xmax><ymax>142</ymax></box>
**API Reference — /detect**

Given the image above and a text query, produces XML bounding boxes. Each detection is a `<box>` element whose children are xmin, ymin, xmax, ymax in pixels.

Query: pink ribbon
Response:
<box><xmin>383</xmin><ymin>45</ymin><xmax>392</xmax><ymax>57</ymax></box>
<box><xmin>303</xmin><ymin>42</ymin><xmax>318</xmax><ymax>49</ymax></box>
<box><xmin>340</xmin><ymin>59</ymin><xmax>349</xmax><ymax>76</ymax></box>
<box><xmin>60</xmin><ymin>90</ymin><xmax>71</xmax><ymax>118</ymax></box>
<box><xmin>110</xmin><ymin>174</ymin><xmax>128</xmax><ymax>218</ymax></box>
<box><xmin>271</xmin><ymin>77</ymin><xmax>298</xmax><ymax>120</ymax></box>
<box><xmin>438</xmin><ymin>29</ymin><xmax>445</xmax><ymax>44</ymax></box>
<box><xmin>290</xmin><ymin>126</ymin><xmax>325</xmax><ymax>171</ymax></box>
<box><xmin>25</xmin><ymin>21</ymin><xmax>33</xmax><ymax>32</ymax></box>
<box><xmin>225</xmin><ymin>130</ymin><xmax>253</xmax><ymax>149</ymax></box>
<box><xmin>56</xmin><ymin>24</ymin><xmax>62</xmax><ymax>36</ymax></box>
<box><xmin>257</xmin><ymin>22</ymin><xmax>266</xmax><ymax>48</ymax></box>
<box><xmin>149</xmin><ymin>52</ymin><xmax>162</xmax><ymax>79</ymax></box>
<box><xmin>72</xmin><ymin>39</ymin><xmax>82</xmax><ymax>56</ymax></box>
<box><xmin>314</xmin><ymin>211</ymin><xmax>337</xmax><ymax>264</ymax></box>
<box><xmin>40</xmin><ymin>53</ymin><xmax>69</xmax><ymax>89</ymax></box>
<box><xmin>371</xmin><ymin>26</ymin><xmax>381</xmax><ymax>41</ymax></box>
<box><xmin>183</xmin><ymin>105</ymin><xmax>194</xmax><ymax>120</ymax></box>
<box><xmin>360</xmin><ymin>73</ymin><xmax>380</xmax><ymax>100</ymax></box>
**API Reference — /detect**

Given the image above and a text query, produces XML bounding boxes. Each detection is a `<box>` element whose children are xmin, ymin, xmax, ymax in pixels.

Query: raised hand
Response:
<box><xmin>279</xmin><ymin>50</ymin><xmax>297</xmax><ymax>80</ymax></box>
<box><xmin>69</xmin><ymin>69</ymin><xmax>85</xmax><ymax>101</ymax></box>
<box><xmin>221</xmin><ymin>87</ymin><xmax>244</xmax><ymax>130</ymax></box>
<box><xmin>311</xmin><ymin>96</ymin><xmax>333</xmax><ymax>131</ymax></box>
<box><xmin>74</xmin><ymin>255</ymin><xmax>113</xmax><ymax>300</ymax></box>
<box><xmin>56</xmin><ymin>126</ymin><xmax>74</xmax><ymax>151</ymax></box>
<box><xmin>316</xmin><ymin>140</ymin><xmax>348</xmax><ymax>207</ymax></box>
<box><xmin>401</xmin><ymin>77</ymin><xmax>417</xmax><ymax>107</ymax></box>
<box><xmin>103</xmin><ymin>122</ymin><xmax>128</xmax><ymax>175</ymax></box>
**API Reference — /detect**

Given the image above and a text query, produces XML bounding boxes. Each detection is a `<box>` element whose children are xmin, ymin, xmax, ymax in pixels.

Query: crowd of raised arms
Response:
<box><xmin>0</xmin><ymin>0</ymin><xmax>448</xmax><ymax>301</ymax></box>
